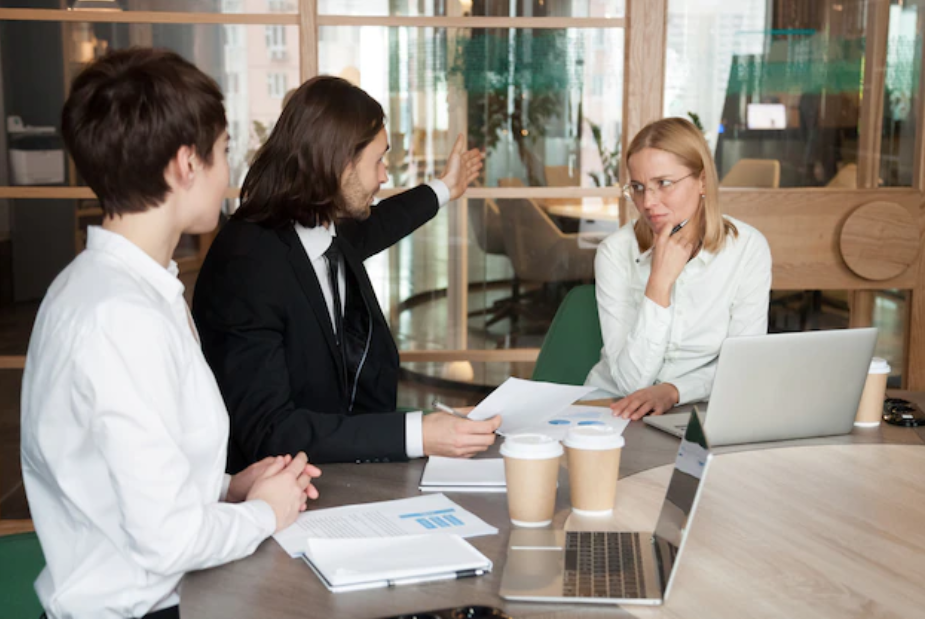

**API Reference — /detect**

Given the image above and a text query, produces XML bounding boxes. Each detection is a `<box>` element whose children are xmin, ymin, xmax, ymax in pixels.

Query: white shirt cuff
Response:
<box><xmin>405</xmin><ymin>411</ymin><xmax>425</xmax><ymax>459</ymax></box>
<box><xmin>220</xmin><ymin>473</ymin><xmax>232</xmax><ymax>502</ymax></box>
<box><xmin>244</xmin><ymin>499</ymin><xmax>280</xmax><ymax>537</ymax></box>
<box><xmin>426</xmin><ymin>179</ymin><xmax>451</xmax><ymax>207</ymax></box>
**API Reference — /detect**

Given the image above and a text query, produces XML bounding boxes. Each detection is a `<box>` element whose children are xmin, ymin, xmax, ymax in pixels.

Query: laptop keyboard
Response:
<box><xmin>562</xmin><ymin>531</ymin><xmax>646</xmax><ymax>599</ymax></box>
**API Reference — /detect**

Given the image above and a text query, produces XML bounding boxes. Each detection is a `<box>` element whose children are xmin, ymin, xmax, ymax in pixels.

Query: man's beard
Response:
<box><xmin>340</xmin><ymin>168</ymin><xmax>375</xmax><ymax>220</ymax></box>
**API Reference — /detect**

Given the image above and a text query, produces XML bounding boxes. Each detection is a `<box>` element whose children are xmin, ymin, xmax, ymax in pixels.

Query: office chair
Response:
<box><xmin>467</xmin><ymin>198</ymin><xmax>520</xmax><ymax>326</ymax></box>
<box><xmin>531</xmin><ymin>284</ymin><xmax>603</xmax><ymax>385</ymax></box>
<box><xmin>0</xmin><ymin>469</ymin><xmax>44</xmax><ymax>618</ymax></box>
<box><xmin>496</xmin><ymin>198</ymin><xmax>595</xmax><ymax>330</ymax></box>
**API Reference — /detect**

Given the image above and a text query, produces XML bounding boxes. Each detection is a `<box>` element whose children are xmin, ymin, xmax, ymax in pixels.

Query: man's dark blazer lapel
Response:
<box><xmin>277</xmin><ymin>226</ymin><xmax>346</xmax><ymax>389</ymax></box>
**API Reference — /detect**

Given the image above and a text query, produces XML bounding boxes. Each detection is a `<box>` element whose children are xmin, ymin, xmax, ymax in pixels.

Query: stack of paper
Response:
<box><xmin>419</xmin><ymin>456</ymin><xmax>506</xmax><ymax>493</ymax></box>
<box><xmin>302</xmin><ymin>533</ymin><xmax>492</xmax><ymax>593</ymax></box>
<box><xmin>273</xmin><ymin>493</ymin><xmax>498</xmax><ymax>557</ymax></box>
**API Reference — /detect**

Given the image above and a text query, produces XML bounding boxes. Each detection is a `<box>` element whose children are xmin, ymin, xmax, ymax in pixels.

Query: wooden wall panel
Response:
<box><xmin>622</xmin><ymin>0</ymin><xmax>666</xmax><ymax>161</ymax></box>
<box><xmin>721</xmin><ymin>189</ymin><xmax>924</xmax><ymax>290</ymax></box>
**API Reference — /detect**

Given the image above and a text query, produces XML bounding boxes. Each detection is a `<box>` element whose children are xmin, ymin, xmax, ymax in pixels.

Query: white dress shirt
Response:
<box><xmin>585</xmin><ymin>216</ymin><xmax>772</xmax><ymax>403</ymax></box>
<box><xmin>21</xmin><ymin>227</ymin><xmax>276</xmax><ymax>619</ymax></box>
<box><xmin>294</xmin><ymin>179</ymin><xmax>450</xmax><ymax>459</ymax></box>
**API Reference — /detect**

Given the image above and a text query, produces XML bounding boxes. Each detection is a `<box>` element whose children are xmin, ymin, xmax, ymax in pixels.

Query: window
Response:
<box><xmin>267</xmin><ymin>72</ymin><xmax>288</xmax><ymax>99</ymax></box>
<box><xmin>224</xmin><ymin>24</ymin><xmax>240</xmax><ymax>47</ymax></box>
<box><xmin>225</xmin><ymin>72</ymin><xmax>239</xmax><ymax>95</ymax></box>
<box><xmin>265</xmin><ymin>25</ymin><xmax>287</xmax><ymax>60</ymax></box>
<box><xmin>267</xmin><ymin>0</ymin><xmax>293</xmax><ymax>11</ymax></box>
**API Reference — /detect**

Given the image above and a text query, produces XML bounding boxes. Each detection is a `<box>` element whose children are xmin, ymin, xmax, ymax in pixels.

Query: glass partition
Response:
<box><xmin>2</xmin><ymin>0</ymin><xmax>298</xmax><ymax>13</ymax></box>
<box><xmin>0</xmin><ymin>20</ymin><xmax>297</xmax><ymax>189</ymax></box>
<box><xmin>318</xmin><ymin>0</ymin><xmax>626</xmax><ymax>18</ymax></box>
<box><xmin>666</xmin><ymin>0</ymin><xmax>869</xmax><ymax>188</ymax></box>
<box><xmin>880</xmin><ymin>0</ymin><xmax>924</xmax><ymax>187</ymax></box>
<box><xmin>319</xmin><ymin>26</ymin><xmax>623</xmax><ymax>188</ymax></box>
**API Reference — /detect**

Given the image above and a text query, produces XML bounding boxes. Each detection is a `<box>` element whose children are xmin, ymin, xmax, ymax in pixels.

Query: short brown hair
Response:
<box><xmin>234</xmin><ymin>76</ymin><xmax>385</xmax><ymax>228</ymax></box>
<box><xmin>61</xmin><ymin>47</ymin><xmax>226</xmax><ymax>218</ymax></box>
<box><xmin>627</xmin><ymin>117</ymin><xmax>737</xmax><ymax>253</ymax></box>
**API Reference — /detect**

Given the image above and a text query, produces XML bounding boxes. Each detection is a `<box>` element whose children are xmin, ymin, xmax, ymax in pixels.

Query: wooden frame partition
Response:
<box><xmin>0</xmin><ymin>1</ymin><xmax>924</xmax><ymax>389</ymax></box>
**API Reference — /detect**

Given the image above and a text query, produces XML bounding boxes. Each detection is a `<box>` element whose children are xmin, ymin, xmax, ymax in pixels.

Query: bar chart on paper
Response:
<box><xmin>400</xmin><ymin>507</ymin><xmax>468</xmax><ymax>530</ymax></box>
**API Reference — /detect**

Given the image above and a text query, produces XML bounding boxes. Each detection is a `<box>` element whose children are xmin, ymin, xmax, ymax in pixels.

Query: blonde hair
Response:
<box><xmin>626</xmin><ymin>117</ymin><xmax>737</xmax><ymax>253</ymax></box>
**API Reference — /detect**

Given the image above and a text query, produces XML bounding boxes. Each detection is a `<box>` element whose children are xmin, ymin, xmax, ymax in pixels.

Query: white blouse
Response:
<box><xmin>585</xmin><ymin>216</ymin><xmax>772</xmax><ymax>403</ymax></box>
<box><xmin>21</xmin><ymin>227</ymin><xmax>276</xmax><ymax>619</ymax></box>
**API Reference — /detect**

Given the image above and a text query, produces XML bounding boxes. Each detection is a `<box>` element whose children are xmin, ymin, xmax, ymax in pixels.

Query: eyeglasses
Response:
<box><xmin>622</xmin><ymin>172</ymin><xmax>696</xmax><ymax>203</ymax></box>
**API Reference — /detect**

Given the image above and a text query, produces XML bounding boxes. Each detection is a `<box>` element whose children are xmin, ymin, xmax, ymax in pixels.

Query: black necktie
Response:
<box><xmin>324</xmin><ymin>238</ymin><xmax>344</xmax><ymax>346</ymax></box>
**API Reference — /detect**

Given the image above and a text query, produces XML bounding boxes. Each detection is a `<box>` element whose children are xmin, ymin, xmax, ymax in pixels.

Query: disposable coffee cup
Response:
<box><xmin>564</xmin><ymin>426</ymin><xmax>624</xmax><ymax>516</ymax></box>
<box><xmin>855</xmin><ymin>357</ymin><xmax>891</xmax><ymax>427</ymax></box>
<box><xmin>501</xmin><ymin>434</ymin><xmax>563</xmax><ymax>527</ymax></box>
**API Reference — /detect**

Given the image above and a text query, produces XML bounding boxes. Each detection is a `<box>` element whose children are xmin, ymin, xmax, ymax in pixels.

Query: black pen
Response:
<box><xmin>636</xmin><ymin>218</ymin><xmax>691</xmax><ymax>263</ymax></box>
<box><xmin>670</xmin><ymin>218</ymin><xmax>690</xmax><ymax>236</ymax></box>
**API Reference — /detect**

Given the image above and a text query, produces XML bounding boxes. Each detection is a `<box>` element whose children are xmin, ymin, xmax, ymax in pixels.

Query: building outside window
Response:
<box><xmin>267</xmin><ymin>72</ymin><xmax>287</xmax><ymax>98</ymax></box>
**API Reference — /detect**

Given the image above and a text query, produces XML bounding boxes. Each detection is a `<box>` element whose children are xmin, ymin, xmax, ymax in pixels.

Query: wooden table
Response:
<box><xmin>181</xmin><ymin>392</ymin><xmax>925</xmax><ymax>619</ymax></box>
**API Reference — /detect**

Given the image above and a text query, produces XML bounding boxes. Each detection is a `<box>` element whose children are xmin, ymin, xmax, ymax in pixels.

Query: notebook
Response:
<box><xmin>303</xmin><ymin>534</ymin><xmax>492</xmax><ymax>593</ymax></box>
<box><xmin>419</xmin><ymin>457</ymin><xmax>506</xmax><ymax>493</ymax></box>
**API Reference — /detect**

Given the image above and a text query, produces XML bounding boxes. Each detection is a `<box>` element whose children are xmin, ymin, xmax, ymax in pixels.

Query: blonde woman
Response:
<box><xmin>585</xmin><ymin>117</ymin><xmax>772</xmax><ymax>420</ymax></box>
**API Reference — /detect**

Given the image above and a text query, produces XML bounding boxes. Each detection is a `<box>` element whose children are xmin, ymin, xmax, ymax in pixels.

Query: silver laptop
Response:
<box><xmin>643</xmin><ymin>328</ymin><xmax>878</xmax><ymax>445</ymax></box>
<box><xmin>499</xmin><ymin>410</ymin><xmax>711</xmax><ymax>605</ymax></box>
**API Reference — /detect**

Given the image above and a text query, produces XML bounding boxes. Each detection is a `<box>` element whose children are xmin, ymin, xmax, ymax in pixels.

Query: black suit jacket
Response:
<box><xmin>192</xmin><ymin>185</ymin><xmax>439</xmax><ymax>473</ymax></box>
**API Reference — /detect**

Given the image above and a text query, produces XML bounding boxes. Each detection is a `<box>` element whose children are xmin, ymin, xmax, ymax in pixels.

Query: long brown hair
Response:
<box><xmin>627</xmin><ymin>117</ymin><xmax>737</xmax><ymax>253</ymax></box>
<box><xmin>234</xmin><ymin>76</ymin><xmax>385</xmax><ymax>228</ymax></box>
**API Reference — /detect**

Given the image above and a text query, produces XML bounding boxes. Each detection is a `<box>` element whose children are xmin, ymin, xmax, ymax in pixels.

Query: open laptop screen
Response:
<box><xmin>651</xmin><ymin>409</ymin><xmax>711</xmax><ymax>596</ymax></box>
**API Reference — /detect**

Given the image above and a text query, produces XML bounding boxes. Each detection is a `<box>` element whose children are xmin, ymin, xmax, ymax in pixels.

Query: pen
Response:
<box><xmin>636</xmin><ymin>218</ymin><xmax>692</xmax><ymax>263</ymax></box>
<box><xmin>432</xmin><ymin>400</ymin><xmax>469</xmax><ymax>420</ymax></box>
<box><xmin>389</xmin><ymin>568</ymin><xmax>486</xmax><ymax>587</ymax></box>
<box><xmin>670</xmin><ymin>218</ymin><xmax>690</xmax><ymax>236</ymax></box>
<box><xmin>329</xmin><ymin>568</ymin><xmax>488</xmax><ymax>592</ymax></box>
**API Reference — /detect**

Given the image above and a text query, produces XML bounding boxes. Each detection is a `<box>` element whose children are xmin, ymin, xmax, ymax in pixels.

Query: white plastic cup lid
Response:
<box><xmin>563</xmin><ymin>425</ymin><xmax>625</xmax><ymax>450</ymax></box>
<box><xmin>500</xmin><ymin>433</ymin><xmax>564</xmax><ymax>460</ymax></box>
<box><xmin>869</xmin><ymin>357</ymin><xmax>891</xmax><ymax>374</ymax></box>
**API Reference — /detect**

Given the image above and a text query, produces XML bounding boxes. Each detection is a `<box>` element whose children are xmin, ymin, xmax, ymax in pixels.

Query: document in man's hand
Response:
<box><xmin>273</xmin><ymin>493</ymin><xmax>498</xmax><ymax>557</ymax></box>
<box><xmin>466</xmin><ymin>377</ymin><xmax>596</xmax><ymax>434</ymax></box>
<box><xmin>514</xmin><ymin>405</ymin><xmax>629</xmax><ymax>441</ymax></box>
<box><xmin>302</xmin><ymin>533</ymin><xmax>492</xmax><ymax>593</ymax></box>
<box><xmin>419</xmin><ymin>457</ymin><xmax>506</xmax><ymax>493</ymax></box>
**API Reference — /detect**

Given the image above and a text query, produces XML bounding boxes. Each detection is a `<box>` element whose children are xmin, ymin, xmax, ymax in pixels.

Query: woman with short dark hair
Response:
<box><xmin>22</xmin><ymin>48</ymin><xmax>321</xmax><ymax>619</ymax></box>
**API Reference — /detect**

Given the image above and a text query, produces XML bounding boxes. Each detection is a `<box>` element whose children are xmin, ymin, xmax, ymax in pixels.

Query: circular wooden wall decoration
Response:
<box><xmin>839</xmin><ymin>201</ymin><xmax>920</xmax><ymax>281</ymax></box>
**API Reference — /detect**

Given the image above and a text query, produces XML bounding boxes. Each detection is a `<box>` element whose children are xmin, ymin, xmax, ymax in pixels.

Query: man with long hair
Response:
<box><xmin>193</xmin><ymin>76</ymin><xmax>500</xmax><ymax>471</ymax></box>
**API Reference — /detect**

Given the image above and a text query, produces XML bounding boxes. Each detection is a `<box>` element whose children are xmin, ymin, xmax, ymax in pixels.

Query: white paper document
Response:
<box><xmin>273</xmin><ymin>493</ymin><xmax>498</xmax><ymax>557</ymax></box>
<box><xmin>302</xmin><ymin>533</ymin><xmax>492</xmax><ymax>593</ymax></box>
<box><xmin>514</xmin><ymin>405</ymin><xmax>629</xmax><ymax>441</ymax></box>
<box><xmin>419</xmin><ymin>457</ymin><xmax>506</xmax><ymax>493</ymax></box>
<box><xmin>466</xmin><ymin>377</ymin><xmax>597</xmax><ymax>435</ymax></box>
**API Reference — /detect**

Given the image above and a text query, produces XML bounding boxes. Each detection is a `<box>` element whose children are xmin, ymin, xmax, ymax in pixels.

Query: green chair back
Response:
<box><xmin>531</xmin><ymin>284</ymin><xmax>603</xmax><ymax>385</ymax></box>
<box><xmin>0</xmin><ymin>532</ymin><xmax>45</xmax><ymax>618</ymax></box>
